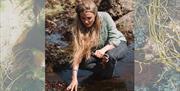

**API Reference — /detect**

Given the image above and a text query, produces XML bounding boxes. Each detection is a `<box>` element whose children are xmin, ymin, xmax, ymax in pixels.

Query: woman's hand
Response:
<box><xmin>94</xmin><ymin>44</ymin><xmax>115</xmax><ymax>58</ymax></box>
<box><xmin>94</xmin><ymin>49</ymin><xmax>106</xmax><ymax>58</ymax></box>
<box><xmin>66</xmin><ymin>78</ymin><xmax>78</xmax><ymax>91</ymax></box>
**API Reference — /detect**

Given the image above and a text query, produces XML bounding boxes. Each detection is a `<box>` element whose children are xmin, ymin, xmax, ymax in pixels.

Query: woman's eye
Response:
<box><xmin>81</xmin><ymin>18</ymin><xmax>86</xmax><ymax>20</ymax></box>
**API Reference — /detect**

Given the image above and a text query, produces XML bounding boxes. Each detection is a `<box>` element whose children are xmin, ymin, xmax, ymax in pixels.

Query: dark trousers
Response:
<box><xmin>79</xmin><ymin>41</ymin><xmax>128</xmax><ymax>79</ymax></box>
<box><xmin>59</xmin><ymin>41</ymin><xmax>134</xmax><ymax>86</ymax></box>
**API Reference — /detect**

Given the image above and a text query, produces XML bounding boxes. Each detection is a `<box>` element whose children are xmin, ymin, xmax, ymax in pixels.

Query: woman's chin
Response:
<box><xmin>85</xmin><ymin>24</ymin><xmax>93</xmax><ymax>28</ymax></box>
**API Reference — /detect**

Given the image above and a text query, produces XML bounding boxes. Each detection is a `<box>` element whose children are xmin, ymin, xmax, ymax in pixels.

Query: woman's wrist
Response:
<box><xmin>72</xmin><ymin>67</ymin><xmax>78</xmax><ymax>80</ymax></box>
<box><xmin>72</xmin><ymin>73</ymin><xmax>77</xmax><ymax>80</ymax></box>
<box><xmin>102</xmin><ymin>44</ymin><xmax>115</xmax><ymax>52</ymax></box>
<box><xmin>72</xmin><ymin>69</ymin><xmax>78</xmax><ymax>72</ymax></box>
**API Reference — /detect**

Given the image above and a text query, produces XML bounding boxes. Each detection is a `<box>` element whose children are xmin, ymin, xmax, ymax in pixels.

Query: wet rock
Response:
<box><xmin>135</xmin><ymin>62</ymin><xmax>164</xmax><ymax>86</ymax></box>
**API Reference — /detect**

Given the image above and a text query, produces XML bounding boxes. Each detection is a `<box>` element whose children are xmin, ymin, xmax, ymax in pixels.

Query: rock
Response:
<box><xmin>116</xmin><ymin>11</ymin><xmax>134</xmax><ymax>45</ymax></box>
<box><xmin>99</xmin><ymin>0</ymin><xmax>134</xmax><ymax>19</ymax></box>
<box><xmin>119</xmin><ymin>0</ymin><xmax>134</xmax><ymax>11</ymax></box>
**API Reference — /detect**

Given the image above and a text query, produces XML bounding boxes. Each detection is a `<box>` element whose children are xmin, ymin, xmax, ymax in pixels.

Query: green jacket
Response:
<box><xmin>98</xmin><ymin>12</ymin><xmax>126</xmax><ymax>48</ymax></box>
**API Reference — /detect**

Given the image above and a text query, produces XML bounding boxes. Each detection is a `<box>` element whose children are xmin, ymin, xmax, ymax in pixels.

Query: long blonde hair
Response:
<box><xmin>71</xmin><ymin>0</ymin><xmax>101</xmax><ymax>66</ymax></box>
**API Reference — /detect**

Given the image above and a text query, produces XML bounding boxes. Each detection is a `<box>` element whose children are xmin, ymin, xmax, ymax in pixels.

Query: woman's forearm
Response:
<box><xmin>67</xmin><ymin>63</ymin><xmax>79</xmax><ymax>91</ymax></box>
<box><xmin>94</xmin><ymin>44</ymin><xmax>115</xmax><ymax>58</ymax></box>
<box><xmin>72</xmin><ymin>70</ymin><xmax>78</xmax><ymax>80</ymax></box>
<box><xmin>72</xmin><ymin>65</ymin><xmax>79</xmax><ymax>80</ymax></box>
<box><xmin>101</xmin><ymin>44</ymin><xmax>115</xmax><ymax>53</ymax></box>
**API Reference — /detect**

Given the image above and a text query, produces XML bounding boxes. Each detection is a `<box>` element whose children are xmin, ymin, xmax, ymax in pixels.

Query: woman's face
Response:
<box><xmin>80</xmin><ymin>11</ymin><xmax>96</xmax><ymax>28</ymax></box>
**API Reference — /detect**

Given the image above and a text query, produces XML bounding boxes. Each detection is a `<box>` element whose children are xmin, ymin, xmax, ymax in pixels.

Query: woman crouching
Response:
<box><xmin>67</xmin><ymin>0</ymin><xmax>128</xmax><ymax>90</ymax></box>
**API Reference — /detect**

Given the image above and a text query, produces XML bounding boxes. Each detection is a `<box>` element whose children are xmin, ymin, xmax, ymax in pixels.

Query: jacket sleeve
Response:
<box><xmin>104</xmin><ymin>12</ymin><xmax>126</xmax><ymax>47</ymax></box>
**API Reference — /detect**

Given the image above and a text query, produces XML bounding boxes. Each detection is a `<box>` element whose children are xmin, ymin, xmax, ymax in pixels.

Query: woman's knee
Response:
<box><xmin>79</xmin><ymin>56</ymin><xmax>99</xmax><ymax>70</ymax></box>
<box><xmin>107</xmin><ymin>41</ymin><xmax>128</xmax><ymax>60</ymax></box>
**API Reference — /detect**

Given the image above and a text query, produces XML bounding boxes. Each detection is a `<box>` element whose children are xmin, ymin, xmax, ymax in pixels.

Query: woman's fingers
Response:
<box><xmin>66</xmin><ymin>84</ymin><xmax>72</xmax><ymax>90</ymax></box>
<box><xmin>70</xmin><ymin>84</ymin><xmax>76</xmax><ymax>91</ymax></box>
<box><xmin>67</xmin><ymin>79</ymin><xmax>78</xmax><ymax>91</ymax></box>
<box><xmin>67</xmin><ymin>83</ymin><xmax>77</xmax><ymax>91</ymax></box>
<box><xmin>67</xmin><ymin>84</ymin><xmax>74</xmax><ymax>91</ymax></box>
<box><xmin>71</xmin><ymin>86</ymin><xmax>73</xmax><ymax>91</ymax></box>
<box><xmin>75</xmin><ymin>85</ymin><xmax>78</xmax><ymax>91</ymax></box>
<box><xmin>95</xmin><ymin>50</ymin><xmax>103</xmax><ymax>58</ymax></box>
